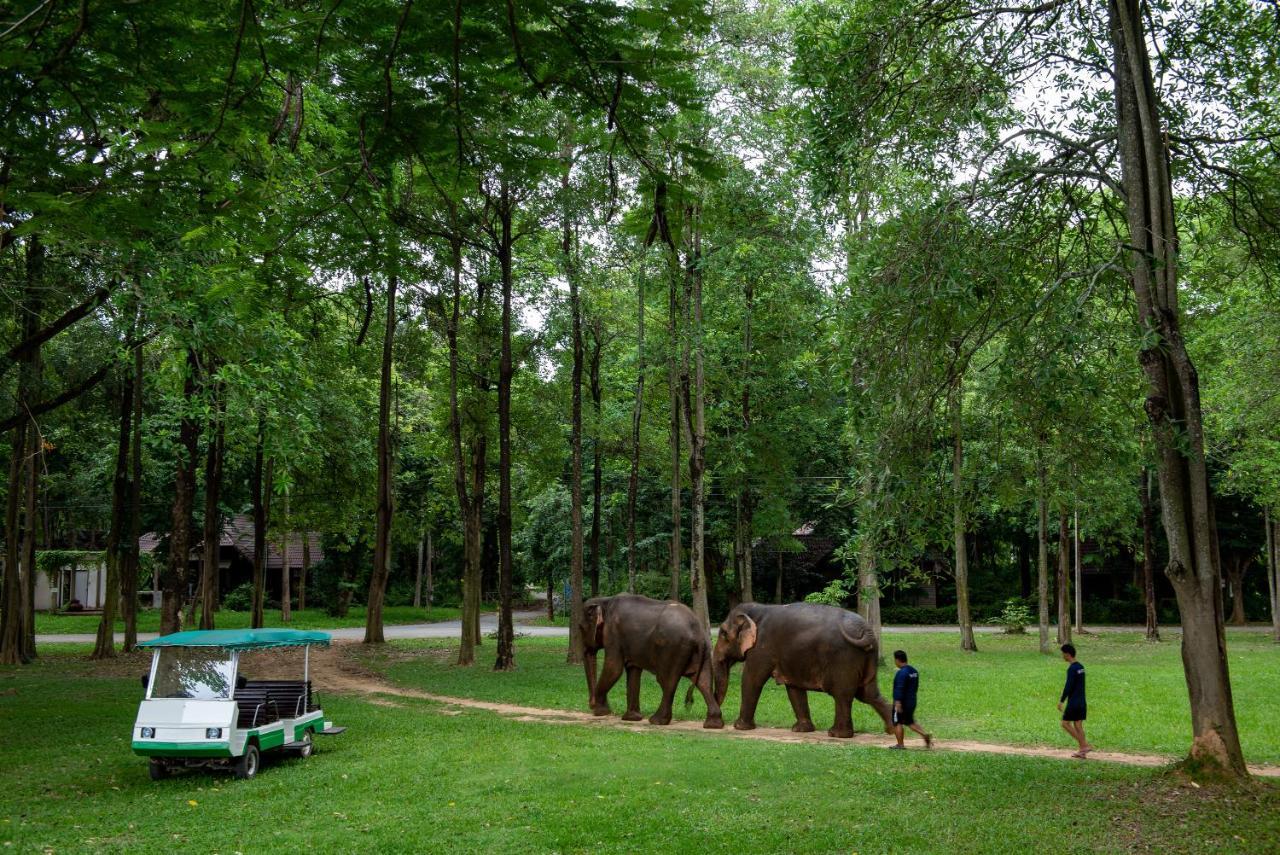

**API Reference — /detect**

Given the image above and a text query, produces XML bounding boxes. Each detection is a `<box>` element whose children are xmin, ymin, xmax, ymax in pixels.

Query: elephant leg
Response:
<box><xmin>856</xmin><ymin>680</ymin><xmax>896</xmax><ymax>734</ymax></box>
<box><xmin>734</xmin><ymin>662</ymin><xmax>770</xmax><ymax>731</ymax></box>
<box><xmin>828</xmin><ymin>690</ymin><xmax>855</xmax><ymax>738</ymax></box>
<box><xmin>786</xmin><ymin>686</ymin><xmax>815</xmax><ymax>733</ymax></box>
<box><xmin>593</xmin><ymin>652</ymin><xmax>624</xmax><ymax>716</ymax></box>
<box><xmin>621</xmin><ymin>666</ymin><xmax>644</xmax><ymax>721</ymax></box>
<box><xmin>649</xmin><ymin>672</ymin><xmax>678</xmax><ymax>725</ymax></box>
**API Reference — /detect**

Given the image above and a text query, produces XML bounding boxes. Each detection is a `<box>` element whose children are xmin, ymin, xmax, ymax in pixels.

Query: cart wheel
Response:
<box><xmin>297</xmin><ymin>730</ymin><xmax>314</xmax><ymax>759</ymax></box>
<box><xmin>235</xmin><ymin>743</ymin><xmax>260</xmax><ymax>780</ymax></box>
<box><xmin>148</xmin><ymin>759</ymin><xmax>169</xmax><ymax>781</ymax></box>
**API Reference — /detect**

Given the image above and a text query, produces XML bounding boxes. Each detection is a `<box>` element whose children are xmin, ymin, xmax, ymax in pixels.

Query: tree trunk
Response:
<box><xmin>1266</xmin><ymin>508</ymin><xmax>1278</xmax><ymax>643</ymax></box>
<box><xmin>1074</xmin><ymin>507</ymin><xmax>1084</xmax><ymax>632</ymax></box>
<box><xmin>280</xmin><ymin>496</ymin><xmax>292</xmax><ymax>623</ymax></box>
<box><xmin>739</xmin><ymin>276</ymin><xmax>754</xmax><ymax>604</ymax></box>
<box><xmin>122</xmin><ymin>337</ymin><xmax>144</xmax><ymax>651</ymax></box>
<box><xmin>1226</xmin><ymin>558</ymin><xmax>1248</xmax><ymax>627</ymax></box>
<box><xmin>566</xmin><ymin>144</ymin><xmax>585</xmax><ymax>666</ymax></box>
<box><xmin>446</xmin><ymin>234</ymin><xmax>486</xmax><ymax>665</ymax></box>
<box><xmin>1037</xmin><ymin>461</ymin><xmax>1050</xmax><ymax>653</ymax></box>
<box><xmin>857</xmin><ymin>536</ymin><xmax>881</xmax><ymax>655</ymax></box>
<box><xmin>626</xmin><ymin>269</ymin><xmax>645</xmax><ymax>594</ymax></box>
<box><xmin>2</xmin><ymin>237</ymin><xmax>46</xmax><ymax>664</ymax></box>
<box><xmin>1141</xmin><ymin>468</ymin><xmax>1161</xmax><ymax>641</ymax></box>
<box><xmin>414</xmin><ymin>534</ymin><xmax>425</xmax><ymax>608</ymax></box>
<box><xmin>299</xmin><ymin>533</ymin><xmax>310</xmax><ymax>612</ymax></box>
<box><xmin>682</xmin><ymin>205</ymin><xmax>709</xmax><ymax>633</ymax></box>
<box><xmin>775</xmin><ymin>546</ymin><xmax>783</xmax><ymax>603</ymax></box>
<box><xmin>250</xmin><ymin>420</ymin><xmax>273</xmax><ymax>630</ymax></box>
<box><xmin>494</xmin><ymin>178</ymin><xmax>516</xmax><ymax>672</ymax></box>
<box><xmin>1057</xmin><ymin>508</ymin><xmax>1071</xmax><ymax>645</ymax></box>
<box><xmin>364</xmin><ymin>275</ymin><xmax>398</xmax><ymax>644</ymax></box>
<box><xmin>0</xmin><ymin>422</ymin><xmax>26</xmax><ymax>665</ymax></box>
<box><xmin>668</xmin><ymin>232</ymin><xmax>682</xmax><ymax>603</ymax></box>
<box><xmin>425</xmin><ymin>528</ymin><xmax>433</xmax><ymax>609</ymax></box>
<box><xmin>950</xmin><ymin>373</ymin><xmax>976</xmax><ymax>652</ymax></box>
<box><xmin>1266</xmin><ymin>509</ymin><xmax>1278</xmax><ymax>643</ymax></box>
<box><xmin>161</xmin><ymin>349</ymin><xmax>201</xmax><ymax>636</ymax></box>
<box><xmin>1109</xmin><ymin>0</ymin><xmax>1245</xmax><ymax>776</ymax></box>
<box><xmin>199</xmin><ymin>380</ymin><xmax>224</xmax><ymax>631</ymax></box>
<box><xmin>589</xmin><ymin>319</ymin><xmax>604</xmax><ymax>599</ymax></box>
<box><xmin>20</xmin><ymin>417</ymin><xmax>40</xmax><ymax>660</ymax></box>
<box><xmin>92</xmin><ymin>353</ymin><xmax>136</xmax><ymax>658</ymax></box>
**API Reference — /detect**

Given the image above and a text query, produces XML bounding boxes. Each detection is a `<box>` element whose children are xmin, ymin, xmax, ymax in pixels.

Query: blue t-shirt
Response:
<box><xmin>1061</xmin><ymin>661</ymin><xmax>1086</xmax><ymax>707</ymax></box>
<box><xmin>893</xmin><ymin>665</ymin><xmax>919</xmax><ymax>707</ymax></box>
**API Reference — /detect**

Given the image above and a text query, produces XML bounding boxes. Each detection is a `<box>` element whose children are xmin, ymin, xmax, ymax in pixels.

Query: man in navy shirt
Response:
<box><xmin>1057</xmin><ymin>643</ymin><xmax>1093</xmax><ymax>758</ymax></box>
<box><xmin>889</xmin><ymin>650</ymin><xmax>933</xmax><ymax>749</ymax></box>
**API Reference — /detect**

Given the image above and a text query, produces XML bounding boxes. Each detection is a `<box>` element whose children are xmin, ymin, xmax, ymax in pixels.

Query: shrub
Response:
<box><xmin>221</xmin><ymin>582</ymin><xmax>254</xmax><ymax>612</ymax></box>
<box><xmin>986</xmin><ymin>598</ymin><xmax>1033</xmax><ymax>634</ymax></box>
<box><xmin>879</xmin><ymin>605</ymin><xmax>958</xmax><ymax>625</ymax></box>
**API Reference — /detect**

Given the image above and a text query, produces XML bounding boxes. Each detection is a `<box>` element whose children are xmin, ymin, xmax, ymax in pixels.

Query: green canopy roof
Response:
<box><xmin>139</xmin><ymin>628</ymin><xmax>331</xmax><ymax>650</ymax></box>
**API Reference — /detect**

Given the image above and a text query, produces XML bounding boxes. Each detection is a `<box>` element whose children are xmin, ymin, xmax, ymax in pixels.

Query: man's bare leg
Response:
<box><xmin>1077</xmin><ymin>721</ymin><xmax>1093</xmax><ymax>754</ymax></box>
<box><xmin>908</xmin><ymin>722</ymin><xmax>933</xmax><ymax>747</ymax></box>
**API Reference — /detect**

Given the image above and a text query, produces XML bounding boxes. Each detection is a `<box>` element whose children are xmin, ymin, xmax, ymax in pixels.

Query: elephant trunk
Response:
<box><xmin>583</xmin><ymin>648</ymin><xmax>598</xmax><ymax>708</ymax></box>
<box><xmin>712</xmin><ymin>648</ymin><xmax>732</xmax><ymax>707</ymax></box>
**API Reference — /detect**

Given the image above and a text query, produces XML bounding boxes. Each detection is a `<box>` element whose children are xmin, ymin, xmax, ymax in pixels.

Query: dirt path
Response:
<box><xmin>311</xmin><ymin>643</ymin><xmax>1280</xmax><ymax>779</ymax></box>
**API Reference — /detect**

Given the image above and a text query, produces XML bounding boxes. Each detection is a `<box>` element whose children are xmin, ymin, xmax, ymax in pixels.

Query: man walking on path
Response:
<box><xmin>889</xmin><ymin>650</ymin><xmax>933</xmax><ymax>749</ymax></box>
<box><xmin>1058</xmin><ymin>643</ymin><xmax>1093</xmax><ymax>758</ymax></box>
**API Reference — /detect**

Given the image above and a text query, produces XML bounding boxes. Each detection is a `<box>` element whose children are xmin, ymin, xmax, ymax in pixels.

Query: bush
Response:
<box><xmin>986</xmin><ymin>598</ymin><xmax>1033</xmax><ymax>634</ymax></box>
<box><xmin>221</xmin><ymin>582</ymin><xmax>254</xmax><ymax>612</ymax></box>
<box><xmin>879</xmin><ymin>604</ymin><xmax>958</xmax><ymax>625</ymax></box>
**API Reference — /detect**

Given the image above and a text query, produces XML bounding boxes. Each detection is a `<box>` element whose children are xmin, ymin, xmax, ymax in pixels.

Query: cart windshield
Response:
<box><xmin>150</xmin><ymin>647</ymin><xmax>236</xmax><ymax>700</ymax></box>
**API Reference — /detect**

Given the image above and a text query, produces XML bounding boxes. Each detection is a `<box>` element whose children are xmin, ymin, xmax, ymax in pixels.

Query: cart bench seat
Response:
<box><xmin>234</xmin><ymin>680</ymin><xmax>314</xmax><ymax>728</ymax></box>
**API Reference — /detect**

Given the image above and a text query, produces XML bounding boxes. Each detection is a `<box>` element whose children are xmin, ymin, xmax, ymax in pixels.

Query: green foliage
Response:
<box><xmin>804</xmin><ymin>579</ymin><xmax>852</xmax><ymax>607</ymax></box>
<box><xmin>220</xmin><ymin>583</ymin><xmax>255</xmax><ymax>613</ymax></box>
<box><xmin>986</xmin><ymin>598</ymin><xmax>1033</xmax><ymax>635</ymax></box>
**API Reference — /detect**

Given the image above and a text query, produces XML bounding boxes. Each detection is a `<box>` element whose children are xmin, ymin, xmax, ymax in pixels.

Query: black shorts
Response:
<box><xmin>893</xmin><ymin>706</ymin><xmax>916</xmax><ymax>727</ymax></box>
<box><xmin>1062</xmin><ymin>705</ymin><xmax>1086</xmax><ymax>722</ymax></box>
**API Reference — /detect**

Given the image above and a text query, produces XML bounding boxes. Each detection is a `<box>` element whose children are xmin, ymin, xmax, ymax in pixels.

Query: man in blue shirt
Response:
<box><xmin>889</xmin><ymin>650</ymin><xmax>933</xmax><ymax>749</ymax></box>
<box><xmin>1057</xmin><ymin>643</ymin><xmax>1093</xmax><ymax>758</ymax></box>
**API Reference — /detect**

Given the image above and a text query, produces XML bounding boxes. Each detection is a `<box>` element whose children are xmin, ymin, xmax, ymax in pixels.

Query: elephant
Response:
<box><xmin>580</xmin><ymin>593</ymin><xmax>724</xmax><ymax>729</ymax></box>
<box><xmin>712</xmin><ymin>602</ymin><xmax>894</xmax><ymax>738</ymax></box>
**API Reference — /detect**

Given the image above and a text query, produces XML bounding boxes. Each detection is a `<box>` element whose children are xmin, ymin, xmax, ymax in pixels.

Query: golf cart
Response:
<box><xmin>133</xmin><ymin>628</ymin><xmax>345</xmax><ymax>780</ymax></box>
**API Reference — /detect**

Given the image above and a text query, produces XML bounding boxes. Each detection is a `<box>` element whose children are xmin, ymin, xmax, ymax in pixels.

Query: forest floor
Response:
<box><xmin>3</xmin><ymin>641</ymin><xmax>1278</xmax><ymax>853</ymax></box>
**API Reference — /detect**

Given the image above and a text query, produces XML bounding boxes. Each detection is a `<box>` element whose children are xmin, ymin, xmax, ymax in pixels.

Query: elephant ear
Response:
<box><xmin>735</xmin><ymin>614</ymin><xmax>758</xmax><ymax>654</ymax></box>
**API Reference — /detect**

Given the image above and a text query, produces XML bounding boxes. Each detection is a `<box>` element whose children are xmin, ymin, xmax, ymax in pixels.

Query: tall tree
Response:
<box><xmin>364</xmin><ymin>273</ymin><xmax>398</xmax><ymax>644</ymax></box>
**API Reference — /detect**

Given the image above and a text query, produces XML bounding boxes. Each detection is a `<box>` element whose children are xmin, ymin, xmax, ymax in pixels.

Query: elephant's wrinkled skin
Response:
<box><xmin>581</xmin><ymin>594</ymin><xmax>724</xmax><ymax>728</ymax></box>
<box><xmin>713</xmin><ymin>602</ymin><xmax>894</xmax><ymax>738</ymax></box>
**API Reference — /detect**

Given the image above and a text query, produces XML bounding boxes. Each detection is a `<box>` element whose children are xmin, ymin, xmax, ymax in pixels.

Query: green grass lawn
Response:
<box><xmin>2</xmin><ymin>648</ymin><xmax>1276</xmax><ymax>853</ymax></box>
<box><xmin>35</xmin><ymin>605</ymin><xmax>463</xmax><ymax>635</ymax></box>
<box><xmin>357</xmin><ymin>630</ymin><xmax>1280</xmax><ymax>765</ymax></box>
<box><xmin>521</xmin><ymin>614</ymin><xmax>571</xmax><ymax>627</ymax></box>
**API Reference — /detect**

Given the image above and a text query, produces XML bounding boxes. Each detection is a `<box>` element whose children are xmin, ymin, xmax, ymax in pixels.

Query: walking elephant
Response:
<box><xmin>712</xmin><ymin>602</ymin><xmax>894</xmax><ymax>738</ymax></box>
<box><xmin>580</xmin><ymin>594</ymin><xmax>724</xmax><ymax>728</ymax></box>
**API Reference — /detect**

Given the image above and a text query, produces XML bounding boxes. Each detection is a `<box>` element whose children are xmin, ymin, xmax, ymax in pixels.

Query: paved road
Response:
<box><xmin>35</xmin><ymin>610</ymin><xmax>562</xmax><ymax>645</ymax></box>
<box><xmin>36</xmin><ymin>614</ymin><xmax>1274</xmax><ymax>646</ymax></box>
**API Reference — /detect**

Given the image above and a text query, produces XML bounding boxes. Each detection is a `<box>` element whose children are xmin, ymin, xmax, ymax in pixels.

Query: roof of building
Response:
<box><xmin>139</xmin><ymin>515</ymin><xmax>323</xmax><ymax>569</ymax></box>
